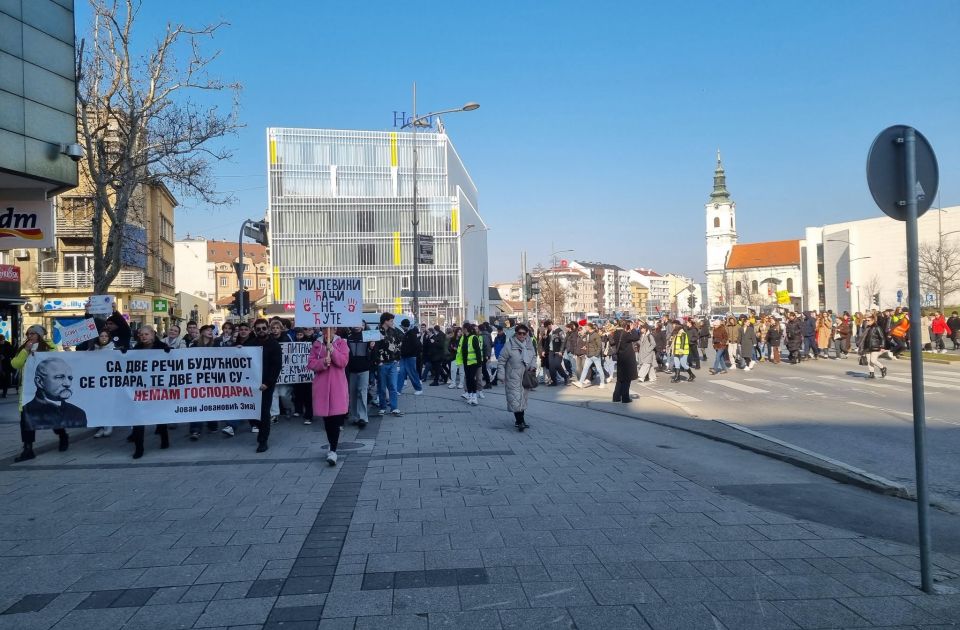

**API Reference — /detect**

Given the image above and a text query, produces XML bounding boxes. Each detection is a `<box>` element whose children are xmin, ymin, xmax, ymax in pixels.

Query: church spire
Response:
<box><xmin>710</xmin><ymin>149</ymin><xmax>731</xmax><ymax>203</ymax></box>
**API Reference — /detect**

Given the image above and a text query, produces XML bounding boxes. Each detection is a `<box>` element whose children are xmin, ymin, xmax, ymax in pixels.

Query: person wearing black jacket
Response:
<box><xmin>428</xmin><ymin>326</ymin><xmax>448</xmax><ymax>385</ymax></box>
<box><xmin>128</xmin><ymin>326</ymin><xmax>170</xmax><ymax>459</ymax></box>
<box><xmin>858</xmin><ymin>313</ymin><xmax>887</xmax><ymax>379</ymax></box>
<box><xmin>397</xmin><ymin>318</ymin><xmax>424</xmax><ymax>395</ymax></box>
<box><xmin>610</xmin><ymin>320</ymin><xmax>641</xmax><ymax>403</ymax></box>
<box><xmin>346</xmin><ymin>327</ymin><xmax>373</xmax><ymax>426</ymax></box>
<box><xmin>253</xmin><ymin>319</ymin><xmax>282</xmax><ymax>452</ymax></box>
<box><xmin>685</xmin><ymin>320</ymin><xmax>701</xmax><ymax>369</ymax></box>
<box><xmin>948</xmin><ymin>311</ymin><xmax>960</xmax><ymax>350</ymax></box>
<box><xmin>539</xmin><ymin>321</ymin><xmax>568</xmax><ymax>386</ymax></box>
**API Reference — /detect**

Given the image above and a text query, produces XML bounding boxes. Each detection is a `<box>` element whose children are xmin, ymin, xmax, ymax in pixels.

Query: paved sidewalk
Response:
<box><xmin>0</xmin><ymin>386</ymin><xmax>958</xmax><ymax>629</ymax></box>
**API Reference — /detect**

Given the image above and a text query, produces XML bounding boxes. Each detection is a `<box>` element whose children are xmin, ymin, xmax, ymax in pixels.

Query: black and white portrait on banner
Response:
<box><xmin>21</xmin><ymin>347</ymin><xmax>264</xmax><ymax>428</ymax></box>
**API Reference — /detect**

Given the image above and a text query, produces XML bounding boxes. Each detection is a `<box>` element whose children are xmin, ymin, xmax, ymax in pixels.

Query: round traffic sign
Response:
<box><xmin>866</xmin><ymin>125</ymin><xmax>938</xmax><ymax>221</ymax></box>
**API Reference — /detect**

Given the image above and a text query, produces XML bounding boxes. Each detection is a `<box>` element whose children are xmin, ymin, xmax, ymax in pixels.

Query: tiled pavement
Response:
<box><xmin>0</xmin><ymin>388</ymin><xmax>959</xmax><ymax>628</ymax></box>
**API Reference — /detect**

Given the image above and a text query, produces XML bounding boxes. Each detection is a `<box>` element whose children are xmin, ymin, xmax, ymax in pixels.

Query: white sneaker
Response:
<box><xmin>326</xmin><ymin>450</ymin><xmax>338</xmax><ymax>466</ymax></box>
<box><xmin>448</xmin><ymin>383</ymin><xmax>457</xmax><ymax>389</ymax></box>
<box><xmin>251</xmin><ymin>426</ymin><xmax>259</xmax><ymax>434</ymax></box>
<box><xmin>477</xmin><ymin>391</ymin><xmax>485</xmax><ymax>399</ymax></box>
<box><xmin>413</xmin><ymin>390</ymin><xmax>423</xmax><ymax>396</ymax></box>
<box><xmin>93</xmin><ymin>428</ymin><xmax>105</xmax><ymax>438</ymax></box>
<box><xmin>605</xmin><ymin>377</ymin><xmax>613</xmax><ymax>383</ymax></box>
<box><xmin>461</xmin><ymin>392</ymin><xmax>470</xmax><ymax>399</ymax></box>
<box><xmin>572</xmin><ymin>381</ymin><xmax>583</xmax><ymax>389</ymax></box>
<box><xmin>221</xmin><ymin>426</ymin><xmax>235</xmax><ymax>437</ymax></box>
<box><xmin>598</xmin><ymin>383</ymin><xmax>606</xmax><ymax>389</ymax></box>
<box><xmin>303</xmin><ymin>418</ymin><xmax>312</xmax><ymax>425</ymax></box>
<box><xmin>379</xmin><ymin>408</ymin><xmax>388</xmax><ymax>415</ymax></box>
<box><xmin>744</xmin><ymin>365</ymin><xmax>752</xmax><ymax>371</ymax></box>
<box><xmin>458</xmin><ymin>383</ymin><xmax>464</xmax><ymax>389</ymax></box>
<box><xmin>391</xmin><ymin>409</ymin><xmax>403</xmax><ymax>416</ymax></box>
<box><xmin>469</xmin><ymin>394</ymin><xmax>479</xmax><ymax>406</ymax></box>
<box><xmin>101</xmin><ymin>427</ymin><xmax>113</xmax><ymax>437</ymax></box>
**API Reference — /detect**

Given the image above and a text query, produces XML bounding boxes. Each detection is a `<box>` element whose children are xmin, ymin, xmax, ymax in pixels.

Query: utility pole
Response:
<box><xmin>411</xmin><ymin>82</ymin><xmax>420</xmax><ymax>323</ymax></box>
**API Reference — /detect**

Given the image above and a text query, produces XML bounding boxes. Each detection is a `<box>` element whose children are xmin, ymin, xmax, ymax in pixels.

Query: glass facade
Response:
<box><xmin>267</xmin><ymin>127</ymin><xmax>487</xmax><ymax>322</ymax></box>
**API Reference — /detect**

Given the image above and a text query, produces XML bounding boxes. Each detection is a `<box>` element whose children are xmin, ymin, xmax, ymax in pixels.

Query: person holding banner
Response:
<box><xmin>252</xmin><ymin>319</ymin><xmax>282</xmax><ymax>452</ymax></box>
<box><xmin>128</xmin><ymin>326</ymin><xmax>170</xmax><ymax>459</ymax></box>
<box><xmin>308</xmin><ymin>328</ymin><xmax>349</xmax><ymax>465</ymax></box>
<box><xmin>12</xmin><ymin>325</ymin><xmax>70</xmax><ymax>462</ymax></box>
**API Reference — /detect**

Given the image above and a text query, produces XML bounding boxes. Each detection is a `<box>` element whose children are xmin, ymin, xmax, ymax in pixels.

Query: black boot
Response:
<box><xmin>133</xmin><ymin>444</ymin><xmax>144</xmax><ymax>459</ymax></box>
<box><xmin>57</xmin><ymin>431</ymin><xmax>69</xmax><ymax>452</ymax></box>
<box><xmin>687</xmin><ymin>369</ymin><xmax>696</xmax><ymax>382</ymax></box>
<box><xmin>14</xmin><ymin>445</ymin><xmax>35</xmax><ymax>463</ymax></box>
<box><xmin>670</xmin><ymin>369</ymin><xmax>680</xmax><ymax>383</ymax></box>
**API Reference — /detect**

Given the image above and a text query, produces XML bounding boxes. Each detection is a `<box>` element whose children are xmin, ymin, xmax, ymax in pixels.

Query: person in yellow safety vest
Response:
<box><xmin>457</xmin><ymin>322</ymin><xmax>483</xmax><ymax>406</ymax></box>
<box><xmin>889</xmin><ymin>309</ymin><xmax>910</xmax><ymax>358</ymax></box>
<box><xmin>670</xmin><ymin>320</ymin><xmax>696</xmax><ymax>383</ymax></box>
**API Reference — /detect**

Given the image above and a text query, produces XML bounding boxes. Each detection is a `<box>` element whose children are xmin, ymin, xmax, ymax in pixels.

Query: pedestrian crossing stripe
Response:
<box><xmin>713</xmin><ymin>381</ymin><xmax>769</xmax><ymax>394</ymax></box>
<box><xmin>815</xmin><ymin>374</ymin><xmax>897</xmax><ymax>389</ymax></box>
<box><xmin>882</xmin><ymin>375</ymin><xmax>957</xmax><ymax>389</ymax></box>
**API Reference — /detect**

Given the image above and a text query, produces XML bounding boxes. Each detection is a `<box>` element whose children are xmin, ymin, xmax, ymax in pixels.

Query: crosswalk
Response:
<box><xmin>626</xmin><ymin>362</ymin><xmax>959</xmax><ymax>428</ymax></box>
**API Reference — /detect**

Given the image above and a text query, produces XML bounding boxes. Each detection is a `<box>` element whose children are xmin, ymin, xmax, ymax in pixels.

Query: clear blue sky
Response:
<box><xmin>77</xmin><ymin>0</ymin><xmax>960</xmax><ymax>284</ymax></box>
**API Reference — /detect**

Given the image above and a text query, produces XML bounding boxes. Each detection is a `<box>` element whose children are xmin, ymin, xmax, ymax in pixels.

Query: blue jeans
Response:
<box><xmin>397</xmin><ymin>356</ymin><xmax>423</xmax><ymax>392</ymax></box>
<box><xmin>378</xmin><ymin>362</ymin><xmax>400</xmax><ymax>411</ymax></box>
<box><xmin>673</xmin><ymin>354</ymin><xmax>689</xmax><ymax>370</ymax></box>
<box><xmin>579</xmin><ymin>356</ymin><xmax>604</xmax><ymax>384</ymax></box>
<box><xmin>712</xmin><ymin>348</ymin><xmax>727</xmax><ymax>372</ymax></box>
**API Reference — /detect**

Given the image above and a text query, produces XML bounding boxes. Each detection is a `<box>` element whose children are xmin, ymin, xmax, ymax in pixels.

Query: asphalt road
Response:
<box><xmin>633</xmin><ymin>353</ymin><xmax>960</xmax><ymax>511</ymax></box>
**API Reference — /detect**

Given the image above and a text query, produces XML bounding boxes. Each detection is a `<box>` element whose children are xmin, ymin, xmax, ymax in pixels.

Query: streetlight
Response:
<box><xmin>401</xmin><ymin>82</ymin><xmax>479</xmax><ymax>324</ymax></box>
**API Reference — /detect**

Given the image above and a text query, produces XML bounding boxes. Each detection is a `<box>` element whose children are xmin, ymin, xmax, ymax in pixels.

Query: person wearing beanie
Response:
<box><xmin>11</xmin><ymin>325</ymin><xmax>69</xmax><ymax>462</ymax></box>
<box><xmin>397</xmin><ymin>318</ymin><xmax>424</xmax><ymax>396</ymax></box>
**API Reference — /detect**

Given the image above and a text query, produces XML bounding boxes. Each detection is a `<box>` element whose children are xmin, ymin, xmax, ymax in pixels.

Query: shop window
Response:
<box><xmin>786</xmin><ymin>278</ymin><xmax>794</xmax><ymax>292</ymax></box>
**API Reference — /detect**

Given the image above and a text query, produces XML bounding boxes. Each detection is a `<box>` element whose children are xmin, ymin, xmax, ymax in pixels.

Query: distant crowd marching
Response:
<box><xmin>6</xmin><ymin>303</ymin><xmax>957</xmax><ymax>464</ymax></box>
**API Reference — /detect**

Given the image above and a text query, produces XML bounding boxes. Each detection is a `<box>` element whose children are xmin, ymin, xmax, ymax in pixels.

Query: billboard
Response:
<box><xmin>0</xmin><ymin>201</ymin><xmax>54</xmax><ymax>249</ymax></box>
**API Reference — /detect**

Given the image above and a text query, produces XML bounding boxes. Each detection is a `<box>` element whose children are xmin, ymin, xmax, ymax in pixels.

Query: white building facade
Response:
<box><xmin>804</xmin><ymin>205</ymin><xmax>960</xmax><ymax>313</ymax></box>
<box><xmin>630</xmin><ymin>269</ymin><xmax>670</xmax><ymax>317</ymax></box>
<box><xmin>174</xmin><ymin>238</ymin><xmax>215</xmax><ymax>306</ymax></box>
<box><xmin>266</xmin><ymin>127</ymin><xmax>488</xmax><ymax>323</ymax></box>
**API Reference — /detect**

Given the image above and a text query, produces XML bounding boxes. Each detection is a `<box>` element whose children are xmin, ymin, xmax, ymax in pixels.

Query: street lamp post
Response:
<box><xmin>402</xmin><ymin>83</ymin><xmax>479</xmax><ymax>324</ymax></box>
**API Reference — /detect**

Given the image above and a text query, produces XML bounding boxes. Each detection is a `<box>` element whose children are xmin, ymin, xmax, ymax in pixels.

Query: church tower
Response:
<box><xmin>705</xmin><ymin>151</ymin><xmax>737</xmax><ymax>307</ymax></box>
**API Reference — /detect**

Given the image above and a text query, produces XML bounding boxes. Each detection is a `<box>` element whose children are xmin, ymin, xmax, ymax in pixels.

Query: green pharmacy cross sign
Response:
<box><xmin>153</xmin><ymin>298</ymin><xmax>169</xmax><ymax>313</ymax></box>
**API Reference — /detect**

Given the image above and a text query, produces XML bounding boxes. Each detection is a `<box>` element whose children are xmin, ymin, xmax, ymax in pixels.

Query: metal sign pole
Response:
<box><xmin>903</xmin><ymin>127</ymin><xmax>933</xmax><ymax>592</ymax></box>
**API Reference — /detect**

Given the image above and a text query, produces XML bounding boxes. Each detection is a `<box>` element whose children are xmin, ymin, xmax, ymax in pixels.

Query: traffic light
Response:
<box><xmin>687</xmin><ymin>294</ymin><xmax>696</xmax><ymax>310</ymax></box>
<box><xmin>230</xmin><ymin>290</ymin><xmax>251</xmax><ymax>316</ymax></box>
<box><xmin>524</xmin><ymin>273</ymin><xmax>540</xmax><ymax>297</ymax></box>
<box><xmin>872</xmin><ymin>293</ymin><xmax>880</xmax><ymax>307</ymax></box>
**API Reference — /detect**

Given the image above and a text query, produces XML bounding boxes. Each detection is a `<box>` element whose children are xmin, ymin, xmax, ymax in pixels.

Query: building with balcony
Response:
<box><xmin>0</xmin><ymin>0</ymin><xmax>80</xmax><ymax>342</ymax></box>
<box><xmin>569</xmin><ymin>261</ymin><xmax>630</xmax><ymax>317</ymax></box>
<box><xmin>175</xmin><ymin>237</ymin><xmax>271</xmax><ymax>325</ymax></box>
<box><xmin>266</xmin><ymin>127</ymin><xmax>487</xmax><ymax>325</ymax></box>
<box><xmin>630</xmin><ymin>268</ymin><xmax>671</xmax><ymax>317</ymax></box>
<box><xmin>19</xmin><ymin>181</ymin><xmax>178</xmax><ymax>335</ymax></box>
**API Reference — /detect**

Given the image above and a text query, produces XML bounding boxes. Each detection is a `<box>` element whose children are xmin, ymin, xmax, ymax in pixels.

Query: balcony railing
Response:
<box><xmin>56</xmin><ymin>210</ymin><xmax>95</xmax><ymax>238</ymax></box>
<box><xmin>37</xmin><ymin>270</ymin><xmax>145</xmax><ymax>289</ymax></box>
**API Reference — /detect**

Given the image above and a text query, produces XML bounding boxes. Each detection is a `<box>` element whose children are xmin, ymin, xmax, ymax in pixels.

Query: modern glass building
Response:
<box><xmin>266</xmin><ymin>127</ymin><xmax>488</xmax><ymax>323</ymax></box>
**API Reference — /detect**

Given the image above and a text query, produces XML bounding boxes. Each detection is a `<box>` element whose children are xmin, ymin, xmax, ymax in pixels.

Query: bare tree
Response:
<box><xmin>860</xmin><ymin>274</ymin><xmax>883</xmax><ymax>313</ymax></box>
<box><xmin>918</xmin><ymin>241</ymin><xmax>960</xmax><ymax>310</ymax></box>
<box><xmin>77</xmin><ymin>0</ymin><xmax>241</xmax><ymax>293</ymax></box>
<box><xmin>535</xmin><ymin>266</ymin><xmax>567</xmax><ymax>322</ymax></box>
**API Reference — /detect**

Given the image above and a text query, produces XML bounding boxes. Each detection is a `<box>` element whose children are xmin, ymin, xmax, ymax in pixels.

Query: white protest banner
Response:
<box><xmin>57</xmin><ymin>318</ymin><xmax>99</xmax><ymax>348</ymax></box>
<box><xmin>295</xmin><ymin>277</ymin><xmax>362</xmax><ymax>327</ymax></box>
<box><xmin>21</xmin><ymin>347</ymin><xmax>263</xmax><ymax>429</ymax></box>
<box><xmin>362</xmin><ymin>330</ymin><xmax>382</xmax><ymax>343</ymax></box>
<box><xmin>88</xmin><ymin>295</ymin><xmax>114</xmax><ymax>315</ymax></box>
<box><xmin>278</xmin><ymin>341</ymin><xmax>312</xmax><ymax>384</ymax></box>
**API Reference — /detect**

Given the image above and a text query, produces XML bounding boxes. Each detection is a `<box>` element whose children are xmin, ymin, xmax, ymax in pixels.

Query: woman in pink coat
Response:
<box><xmin>307</xmin><ymin>329</ymin><xmax>350</xmax><ymax>466</ymax></box>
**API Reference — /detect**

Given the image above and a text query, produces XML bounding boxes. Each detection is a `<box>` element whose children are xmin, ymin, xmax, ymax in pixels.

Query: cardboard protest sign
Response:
<box><xmin>88</xmin><ymin>295</ymin><xmax>113</xmax><ymax>315</ymax></box>
<box><xmin>21</xmin><ymin>347</ymin><xmax>263</xmax><ymax>429</ymax></box>
<box><xmin>362</xmin><ymin>330</ymin><xmax>382</xmax><ymax>343</ymax></box>
<box><xmin>57</xmin><ymin>318</ymin><xmax>99</xmax><ymax>348</ymax></box>
<box><xmin>295</xmin><ymin>277</ymin><xmax>362</xmax><ymax>327</ymax></box>
<box><xmin>278</xmin><ymin>342</ymin><xmax>312</xmax><ymax>384</ymax></box>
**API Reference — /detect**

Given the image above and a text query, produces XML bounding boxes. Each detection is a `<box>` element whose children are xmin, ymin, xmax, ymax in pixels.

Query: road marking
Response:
<box><xmin>654</xmin><ymin>388</ymin><xmax>702</xmax><ymax>403</ymax></box>
<box><xmin>883</xmin><ymin>375</ymin><xmax>957</xmax><ymax>389</ymax></box>
<box><xmin>713</xmin><ymin>381</ymin><xmax>769</xmax><ymax>394</ymax></box>
<box><xmin>919</xmin><ymin>373</ymin><xmax>958</xmax><ymax>384</ymax></box>
<box><xmin>816</xmin><ymin>374</ymin><xmax>897</xmax><ymax>389</ymax></box>
<box><xmin>847</xmin><ymin>401</ymin><xmax>960</xmax><ymax>427</ymax></box>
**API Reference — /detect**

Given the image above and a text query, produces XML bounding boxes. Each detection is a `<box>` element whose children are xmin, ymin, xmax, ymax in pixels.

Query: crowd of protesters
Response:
<box><xmin>8</xmin><ymin>302</ymin><xmax>957</xmax><ymax>464</ymax></box>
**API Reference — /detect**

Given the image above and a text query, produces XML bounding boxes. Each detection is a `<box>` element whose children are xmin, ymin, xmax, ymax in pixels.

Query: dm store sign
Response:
<box><xmin>0</xmin><ymin>200</ymin><xmax>54</xmax><ymax>248</ymax></box>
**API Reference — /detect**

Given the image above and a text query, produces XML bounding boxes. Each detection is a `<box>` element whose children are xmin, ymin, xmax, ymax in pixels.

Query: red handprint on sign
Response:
<box><xmin>302</xmin><ymin>299</ymin><xmax>312</xmax><ymax>312</ymax></box>
<box><xmin>347</xmin><ymin>297</ymin><xmax>357</xmax><ymax>312</ymax></box>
